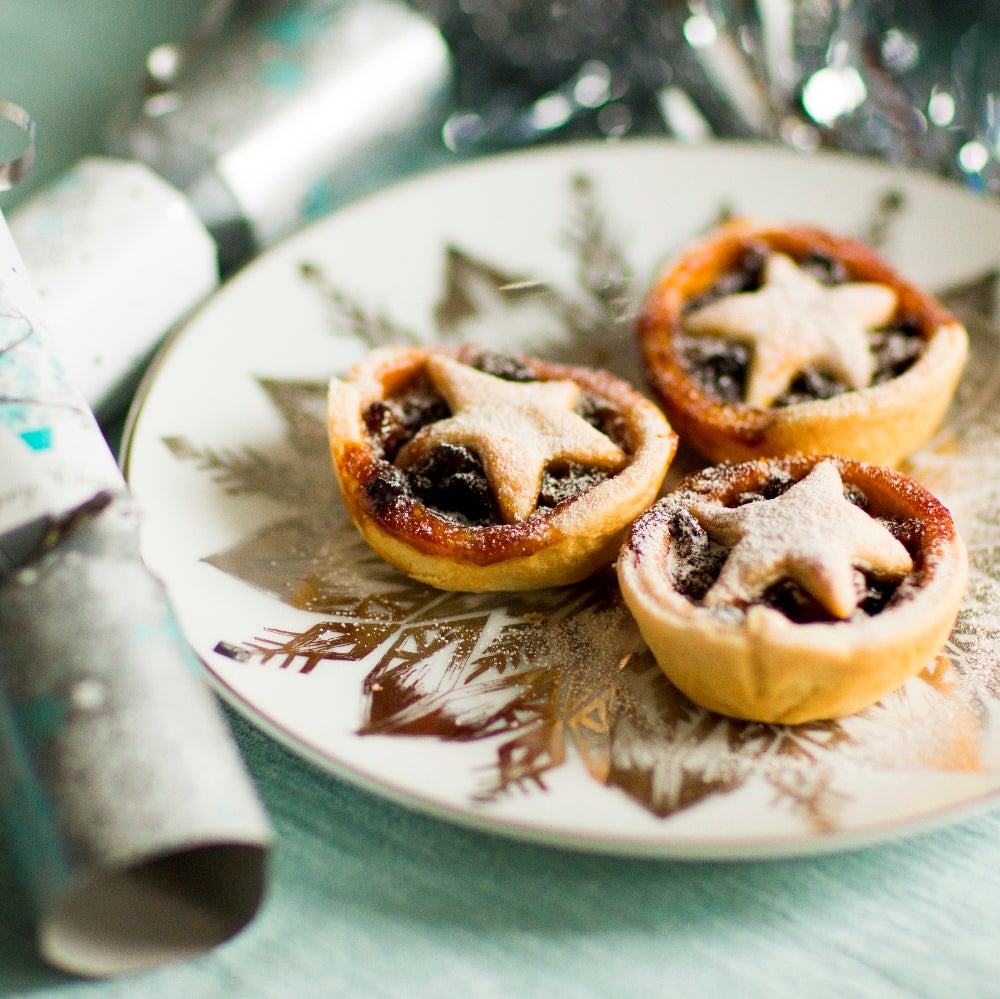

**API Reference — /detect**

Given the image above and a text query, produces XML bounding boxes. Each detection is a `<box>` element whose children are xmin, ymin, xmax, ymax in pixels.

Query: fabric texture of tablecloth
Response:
<box><xmin>2</xmin><ymin>706</ymin><xmax>1000</xmax><ymax>998</ymax></box>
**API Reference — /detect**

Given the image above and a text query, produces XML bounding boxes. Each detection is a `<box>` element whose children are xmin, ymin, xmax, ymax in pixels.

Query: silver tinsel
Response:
<box><xmin>412</xmin><ymin>0</ymin><xmax>999</xmax><ymax>196</ymax></box>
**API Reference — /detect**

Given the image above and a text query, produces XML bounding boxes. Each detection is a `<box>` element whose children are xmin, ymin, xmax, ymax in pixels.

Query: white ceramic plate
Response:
<box><xmin>123</xmin><ymin>140</ymin><xmax>1000</xmax><ymax>858</ymax></box>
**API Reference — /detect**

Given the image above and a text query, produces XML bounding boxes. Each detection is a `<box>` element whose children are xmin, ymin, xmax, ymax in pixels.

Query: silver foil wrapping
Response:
<box><xmin>0</xmin><ymin>200</ymin><xmax>271</xmax><ymax>976</ymax></box>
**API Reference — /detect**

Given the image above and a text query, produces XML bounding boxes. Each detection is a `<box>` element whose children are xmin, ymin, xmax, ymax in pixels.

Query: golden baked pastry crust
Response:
<box><xmin>617</xmin><ymin>454</ymin><xmax>968</xmax><ymax>724</ymax></box>
<box><xmin>639</xmin><ymin>219</ymin><xmax>968</xmax><ymax>466</ymax></box>
<box><xmin>328</xmin><ymin>345</ymin><xmax>678</xmax><ymax>591</ymax></box>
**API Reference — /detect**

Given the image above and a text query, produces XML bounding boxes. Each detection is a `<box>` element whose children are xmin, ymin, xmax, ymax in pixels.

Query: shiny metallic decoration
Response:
<box><xmin>418</xmin><ymin>0</ymin><xmax>998</xmax><ymax>195</ymax></box>
<box><xmin>946</xmin><ymin>23</ymin><xmax>1000</xmax><ymax>195</ymax></box>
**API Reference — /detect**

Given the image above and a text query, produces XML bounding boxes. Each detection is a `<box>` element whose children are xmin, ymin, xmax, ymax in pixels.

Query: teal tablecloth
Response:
<box><xmin>3</xmin><ymin>4</ymin><xmax>1000</xmax><ymax>996</ymax></box>
<box><xmin>6</xmin><ymin>707</ymin><xmax>1000</xmax><ymax>998</ymax></box>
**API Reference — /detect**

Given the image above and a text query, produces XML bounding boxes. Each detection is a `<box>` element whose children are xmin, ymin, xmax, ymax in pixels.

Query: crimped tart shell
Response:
<box><xmin>328</xmin><ymin>345</ymin><xmax>678</xmax><ymax>591</ymax></box>
<box><xmin>639</xmin><ymin>219</ymin><xmax>968</xmax><ymax>466</ymax></box>
<box><xmin>617</xmin><ymin>454</ymin><xmax>968</xmax><ymax>724</ymax></box>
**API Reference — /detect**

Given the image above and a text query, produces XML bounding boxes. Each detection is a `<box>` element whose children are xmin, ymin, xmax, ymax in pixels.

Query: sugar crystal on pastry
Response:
<box><xmin>683</xmin><ymin>252</ymin><xmax>898</xmax><ymax>408</ymax></box>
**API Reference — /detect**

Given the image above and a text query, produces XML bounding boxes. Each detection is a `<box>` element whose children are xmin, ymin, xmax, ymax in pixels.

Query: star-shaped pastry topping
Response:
<box><xmin>683</xmin><ymin>252</ymin><xmax>898</xmax><ymax>408</ymax></box>
<box><xmin>690</xmin><ymin>460</ymin><xmax>913</xmax><ymax>619</ymax></box>
<box><xmin>395</xmin><ymin>355</ymin><xmax>627</xmax><ymax>523</ymax></box>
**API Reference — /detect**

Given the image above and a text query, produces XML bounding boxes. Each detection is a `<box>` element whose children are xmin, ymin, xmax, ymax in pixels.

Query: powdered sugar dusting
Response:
<box><xmin>396</xmin><ymin>353</ymin><xmax>627</xmax><ymax>523</ymax></box>
<box><xmin>907</xmin><ymin>311</ymin><xmax>1000</xmax><ymax>698</ymax></box>
<box><xmin>684</xmin><ymin>252</ymin><xmax>897</xmax><ymax>407</ymax></box>
<box><xmin>690</xmin><ymin>460</ymin><xmax>912</xmax><ymax>618</ymax></box>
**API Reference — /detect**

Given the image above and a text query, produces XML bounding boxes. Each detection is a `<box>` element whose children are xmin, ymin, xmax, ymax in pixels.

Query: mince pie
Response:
<box><xmin>327</xmin><ymin>345</ymin><xmax>677</xmax><ymax>591</ymax></box>
<box><xmin>617</xmin><ymin>454</ymin><xmax>967</xmax><ymax>724</ymax></box>
<box><xmin>639</xmin><ymin>219</ymin><xmax>968</xmax><ymax>466</ymax></box>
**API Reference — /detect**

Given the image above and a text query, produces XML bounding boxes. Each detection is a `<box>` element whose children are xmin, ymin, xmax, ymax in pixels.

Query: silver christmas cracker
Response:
<box><xmin>0</xmin><ymin>115</ymin><xmax>271</xmax><ymax>978</ymax></box>
<box><xmin>9</xmin><ymin>0</ymin><xmax>452</xmax><ymax>419</ymax></box>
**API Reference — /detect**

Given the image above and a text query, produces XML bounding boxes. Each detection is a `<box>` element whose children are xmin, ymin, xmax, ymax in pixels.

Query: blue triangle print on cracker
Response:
<box><xmin>19</xmin><ymin>427</ymin><xmax>52</xmax><ymax>451</ymax></box>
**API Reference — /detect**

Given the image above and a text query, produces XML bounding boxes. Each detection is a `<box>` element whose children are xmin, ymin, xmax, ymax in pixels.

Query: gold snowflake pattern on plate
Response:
<box><xmin>165</xmin><ymin>177</ymin><xmax>1000</xmax><ymax>834</ymax></box>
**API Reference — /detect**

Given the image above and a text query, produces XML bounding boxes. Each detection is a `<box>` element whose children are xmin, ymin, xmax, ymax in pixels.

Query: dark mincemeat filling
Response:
<box><xmin>362</xmin><ymin>351</ymin><xmax>629</xmax><ymax>527</ymax></box>
<box><xmin>669</xmin><ymin>477</ymin><xmax>922</xmax><ymax>623</ymax></box>
<box><xmin>678</xmin><ymin>246</ymin><xmax>924</xmax><ymax>407</ymax></box>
